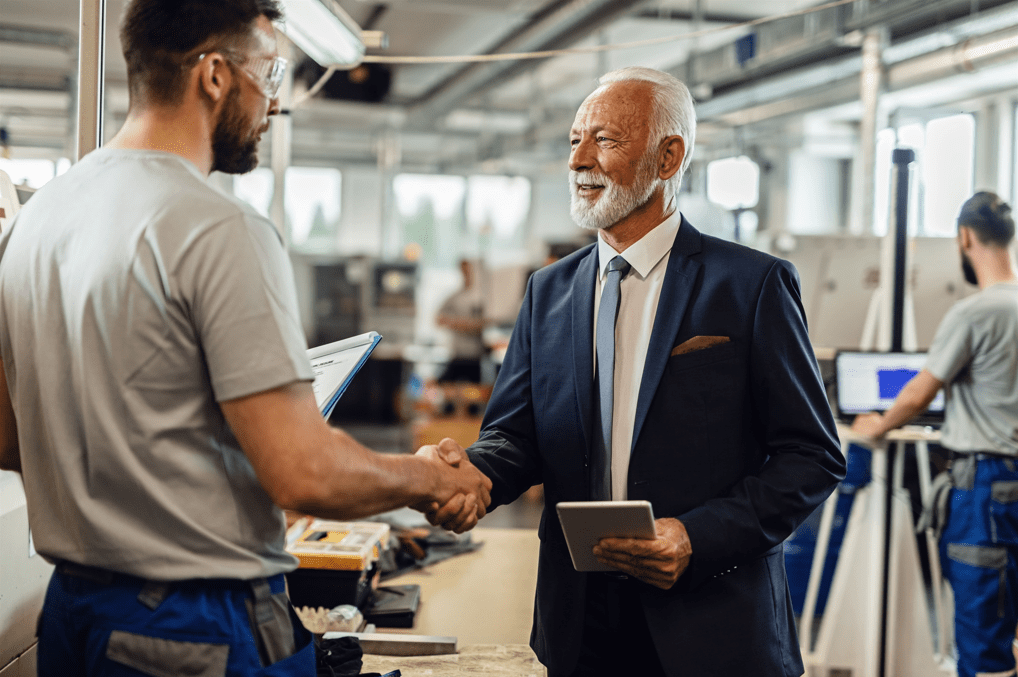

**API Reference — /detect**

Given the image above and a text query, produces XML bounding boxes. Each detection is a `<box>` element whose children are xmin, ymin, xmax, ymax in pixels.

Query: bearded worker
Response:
<box><xmin>427</xmin><ymin>67</ymin><xmax>846</xmax><ymax>675</ymax></box>
<box><xmin>0</xmin><ymin>1</ymin><xmax>490</xmax><ymax>674</ymax></box>
<box><xmin>853</xmin><ymin>192</ymin><xmax>1018</xmax><ymax>677</ymax></box>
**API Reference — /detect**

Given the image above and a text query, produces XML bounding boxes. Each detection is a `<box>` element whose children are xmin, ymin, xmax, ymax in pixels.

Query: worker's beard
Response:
<box><xmin>570</xmin><ymin>149</ymin><xmax>659</xmax><ymax>232</ymax></box>
<box><xmin>960</xmin><ymin>250</ymin><xmax>979</xmax><ymax>286</ymax></box>
<box><xmin>211</xmin><ymin>80</ymin><xmax>261</xmax><ymax>175</ymax></box>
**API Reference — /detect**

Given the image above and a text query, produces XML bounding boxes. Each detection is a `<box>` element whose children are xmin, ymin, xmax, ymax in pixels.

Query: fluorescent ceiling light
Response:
<box><xmin>277</xmin><ymin>0</ymin><xmax>365</xmax><ymax>67</ymax></box>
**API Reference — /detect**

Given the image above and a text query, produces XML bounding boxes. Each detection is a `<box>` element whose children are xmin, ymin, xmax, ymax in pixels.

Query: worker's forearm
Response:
<box><xmin>877</xmin><ymin>381</ymin><xmax>936</xmax><ymax>435</ymax></box>
<box><xmin>283</xmin><ymin>428</ymin><xmax>439</xmax><ymax>520</ymax></box>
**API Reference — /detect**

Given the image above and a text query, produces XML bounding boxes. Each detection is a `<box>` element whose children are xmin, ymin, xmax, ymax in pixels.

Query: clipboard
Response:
<box><xmin>556</xmin><ymin>500</ymin><xmax>656</xmax><ymax>572</ymax></box>
<box><xmin>307</xmin><ymin>331</ymin><xmax>382</xmax><ymax>418</ymax></box>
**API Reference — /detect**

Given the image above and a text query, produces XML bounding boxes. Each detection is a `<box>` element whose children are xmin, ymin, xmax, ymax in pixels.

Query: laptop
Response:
<box><xmin>834</xmin><ymin>351</ymin><xmax>945</xmax><ymax>426</ymax></box>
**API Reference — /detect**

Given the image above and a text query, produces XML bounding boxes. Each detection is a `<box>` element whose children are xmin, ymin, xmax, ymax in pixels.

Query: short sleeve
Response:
<box><xmin>176</xmin><ymin>213</ymin><xmax>313</xmax><ymax>401</ymax></box>
<box><xmin>924</xmin><ymin>305</ymin><xmax>972</xmax><ymax>384</ymax></box>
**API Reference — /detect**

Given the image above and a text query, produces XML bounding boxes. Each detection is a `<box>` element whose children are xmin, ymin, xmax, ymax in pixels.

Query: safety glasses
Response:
<box><xmin>195</xmin><ymin>51</ymin><xmax>289</xmax><ymax>100</ymax></box>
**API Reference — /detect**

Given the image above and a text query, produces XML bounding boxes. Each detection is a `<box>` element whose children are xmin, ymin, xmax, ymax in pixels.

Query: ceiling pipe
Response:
<box><xmin>0</xmin><ymin>24</ymin><xmax>75</xmax><ymax>49</ymax></box>
<box><xmin>886</xmin><ymin>27</ymin><xmax>1018</xmax><ymax>87</ymax></box>
<box><xmin>697</xmin><ymin>23</ymin><xmax>1018</xmax><ymax>125</ymax></box>
<box><xmin>404</xmin><ymin>0</ymin><xmax>647</xmax><ymax>130</ymax></box>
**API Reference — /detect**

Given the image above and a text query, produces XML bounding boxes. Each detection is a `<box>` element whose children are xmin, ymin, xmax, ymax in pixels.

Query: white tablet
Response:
<box><xmin>556</xmin><ymin>500</ymin><xmax>656</xmax><ymax>572</ymax></box>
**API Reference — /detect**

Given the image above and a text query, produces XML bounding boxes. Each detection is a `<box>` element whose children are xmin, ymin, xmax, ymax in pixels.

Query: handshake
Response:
<box><xmin>412</xmin><ymin>437</ymin><xmax>493</xmax><ymax>533</ymax></box>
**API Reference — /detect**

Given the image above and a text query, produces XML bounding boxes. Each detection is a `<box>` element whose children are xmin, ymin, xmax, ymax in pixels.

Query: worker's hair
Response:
<box><xmin>597</xmin><ymin>67</ymin><xmax>697</xmax><ymax>201</ymax></box>
<box><xmin>957</xmin><ymin>191</ymin><xmax>1014</xmax><ymax>248</ymax></box>
<box><xmin>120</xmin><ymin>0</ymin><xmax>283</xmax><ymax>107</ymax></box>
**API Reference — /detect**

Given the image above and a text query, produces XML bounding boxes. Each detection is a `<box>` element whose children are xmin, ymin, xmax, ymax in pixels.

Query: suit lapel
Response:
<box><xmin>631</xmin><ymin>217</ymin><xmax>703</xmax><ymax>453</ymax></box>
<box><xmin>571</xmin><ymin>246</ymin><xmax>598</xmax><ymax>454</ymax></box>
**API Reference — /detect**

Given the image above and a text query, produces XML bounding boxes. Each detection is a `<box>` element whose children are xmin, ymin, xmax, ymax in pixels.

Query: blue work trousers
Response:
<box><xmin>36</xmin><ymin>564</ymin><xmax>315</xmax><ymax>677</ymax></box>
<box><xmin>941</xmin><ymin>455</ymin><xmax>1018</xmax><ymax>677</ymax></box>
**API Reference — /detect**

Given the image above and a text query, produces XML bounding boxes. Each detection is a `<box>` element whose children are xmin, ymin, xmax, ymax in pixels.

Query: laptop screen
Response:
<box><xmin>835</xmin><ymin>351</ymin><xmax>945</xmax><ymax>417</ymax></box>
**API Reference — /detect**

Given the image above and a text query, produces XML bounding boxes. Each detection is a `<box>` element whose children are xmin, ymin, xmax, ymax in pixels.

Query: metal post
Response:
<box><xmin>889</xmin><ymin>148</ymin><xmax>914</xmax><ymax>353</ymax></box>
<box><xmin>76</xmin><ymin>0</ymin><xmax>106</xmax><ymax>160</ymax></box>
<box><xmin>269</xmin><ymin>39</ymin><xmax>293</xmax><ymax>242</ymax></box>
<box><xmin>850</xmin><ymin>27</ymin><xmax>886</xmax><ymax>235</ymax></box>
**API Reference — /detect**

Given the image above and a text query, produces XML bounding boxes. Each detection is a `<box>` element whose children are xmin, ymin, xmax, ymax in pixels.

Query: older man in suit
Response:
<box><xmin>428</xmin><ymin>66</ymin><xmax>845</xmax><ymax>676</ymax></box>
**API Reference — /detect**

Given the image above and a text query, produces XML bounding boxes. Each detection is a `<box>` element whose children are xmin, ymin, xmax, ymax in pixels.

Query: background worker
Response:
<box><xmin>853</xmin><ymin>192</ymin><xmax>1018</xmax><ymax>677</ymax></box>
<box><xmin>436</xmin><ymin>258</ymin><xmax>486</xmax><ymax>382</ymax></box>
<box><xmin>0</xmin><ymin>1</ymin><xmax>489</xmax><ymax>675</ymax></box>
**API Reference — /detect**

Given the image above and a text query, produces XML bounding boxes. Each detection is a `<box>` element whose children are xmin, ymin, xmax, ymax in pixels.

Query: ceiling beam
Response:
<box><xmin>404</xmin><ymin>0</ymin><xmax>649</xmax><ymax>129</ymax></box>
<box><xmin>0</xmin><ymin>24</ymin><xmax>75</xmax><ymax>49</ymax></box>
<box><xmin>633</xmin><ymin>9</ymin><xmax>756</xmax><ymax>24</ymax></box>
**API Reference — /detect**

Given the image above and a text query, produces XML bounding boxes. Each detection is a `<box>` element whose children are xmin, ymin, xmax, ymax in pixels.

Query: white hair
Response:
<box><xmin>597</xmin><ymin>66</ymin><xmax>697</xmax><ymax>200</ymax></box>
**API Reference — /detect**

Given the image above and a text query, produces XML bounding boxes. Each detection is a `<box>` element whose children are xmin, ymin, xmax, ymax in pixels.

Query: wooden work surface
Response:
<box><xmin>376</xmin><ymin>527</ymin><xmax>540</xmax><ymax>646</ymax></box>
<box><xmin>837</xmin><ymin>423</ymin><xmax>942</xmax><ymax>443</ymax></box>
<box><xmin>362</xmin><ymin>644</ymin><xmax>545</xmax><ymax>676</ymax></box>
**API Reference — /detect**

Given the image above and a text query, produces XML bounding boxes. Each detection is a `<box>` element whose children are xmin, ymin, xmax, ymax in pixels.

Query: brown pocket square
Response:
<box><xmin>671</xmin><ymin>335</ymin><xmax>731</xmax><ymax>357</ymax></box>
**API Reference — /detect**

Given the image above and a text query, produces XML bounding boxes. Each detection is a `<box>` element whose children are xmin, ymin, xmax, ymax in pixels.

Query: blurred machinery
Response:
<box><xmin>300</xmin><ymin>256</ymin><xmax>418</xmax><ymax>424</ymax></box>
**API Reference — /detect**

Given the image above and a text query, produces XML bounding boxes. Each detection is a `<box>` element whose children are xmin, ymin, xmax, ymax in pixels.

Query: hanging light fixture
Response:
<box><xmin>275</xmin><ymin>0</ymin><xmax>365</xmax><ymax>67</ymax></box>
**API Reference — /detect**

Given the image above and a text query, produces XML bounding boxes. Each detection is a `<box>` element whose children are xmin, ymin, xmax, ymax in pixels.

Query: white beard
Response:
<box><xmin>569</xmin><ymin>152</ymin><xmax>660</xmax><ymax>232</ymax></box>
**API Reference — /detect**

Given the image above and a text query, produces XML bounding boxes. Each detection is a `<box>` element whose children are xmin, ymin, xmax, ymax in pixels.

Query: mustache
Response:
<box><xmin>570</xmin><ymin>171</ymin><xmax>613</xmax><ymax>189</ymax></box>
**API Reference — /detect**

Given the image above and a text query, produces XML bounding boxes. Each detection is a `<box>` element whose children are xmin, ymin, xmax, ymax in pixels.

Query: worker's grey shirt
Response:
<box><xmin>0</xmin><ymin>148</ymin><xmax>314</xmax><ymax>580</ymax></box>
<box><xmin>925</xmin><ymin>281</ymin><xmax>1018</xmax><ymax>456</ymax></box>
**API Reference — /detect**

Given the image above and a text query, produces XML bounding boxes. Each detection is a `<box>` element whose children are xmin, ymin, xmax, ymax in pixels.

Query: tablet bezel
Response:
<box><xmin>555</xmin><ymin>500</ymin><xmax>656</xmax><ymax>572</ymax></box>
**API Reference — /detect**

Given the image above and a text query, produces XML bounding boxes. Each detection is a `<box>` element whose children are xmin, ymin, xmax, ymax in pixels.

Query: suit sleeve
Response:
<box><xmin>466</xmin><ymin>275</ymin><xmax>543</xmax><ymax>510</ymax></box>
<box><xmin>678</xmin><ymin>259</ymin><xmax>846</xmax><ymax>589</ymax></box>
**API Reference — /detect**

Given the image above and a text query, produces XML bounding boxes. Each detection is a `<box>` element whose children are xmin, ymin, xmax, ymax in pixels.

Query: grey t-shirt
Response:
<box><xmin>439</xmin><ymin>286</ymin><xmax>485</xmax><ymax>360</ymax></box>
<box><xmin>0</xmin><ymin>148</ymin><xmax>314</xmax><ymax>580</ymax></box>
<box><xmin>925</xmin><ymin>282</ymin><xmax>1018</xmax><ymax>456</ymax></box>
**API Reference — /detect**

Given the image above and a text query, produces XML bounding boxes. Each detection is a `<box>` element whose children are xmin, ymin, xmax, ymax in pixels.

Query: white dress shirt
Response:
<box><xmin>593</xmin><ymin>210</ymin><xmax>682</xmax><ymax>500</ymax></box>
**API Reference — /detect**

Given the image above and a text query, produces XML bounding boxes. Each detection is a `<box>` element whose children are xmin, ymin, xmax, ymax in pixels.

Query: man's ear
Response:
<box><xmin>198</xmin><ymin>53</ymin><xmax>232</xmax><ymax>106</ymax></box>
<box><xmin>658</xmin><ymin>135</ymin><xmax>685</xmax><ymax>181</ymax></box>
<box><xmin>958</xmin><ymin>225</ymin><xmax>973</xmax><ymax>250</ymax></box>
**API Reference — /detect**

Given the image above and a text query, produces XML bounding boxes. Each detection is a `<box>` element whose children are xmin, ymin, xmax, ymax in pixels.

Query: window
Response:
<box><xmin>392</xmin><ymin>173</ymin><xmax>532</xmax><ymax>267</ymax></box>
<box><xmin>466</xmin><ymin>175</ymin><xmax>531</xmax><ymax>237</ymax></box>
<box><xmin>233</xmin><ymin>168</ymin><xmax>274</xmax><ymax>218</ymax></box>
<box><xmin>285</xmin><ymin>166</ymin><xmax>341</xmax><ymax>247</ymax></box>
<box><xmin>872</xmin><ymin>128</ymin><xmax>896</xmax><ymax>237</ymax></box>
<box><xmin>923</xmin><ymin>114</ymin><xmax>974</xmax><ymax>236</ymax></box>
<box><xmin>706</xmin><ymin>156</ymin><xmax>759</xmax><ymax>210</ymax></box>
<box><xmin>873</xmin><ymin>113</ymin><xmax>974</xmax><ymax>237</ymax></box>
<box><xmin>466</xmin><ymin>175</ymin><xmax>531</xmax><ymax>265</ymax></box>
<box><xmin>0</xmin><ymin>158</ymin><xmax>56</xmax><ymax>189</ymax></box>
<box><xmin>392</xmin><ymin>174</ymin><xmax>466</xmax><ymax>267</ymax></box>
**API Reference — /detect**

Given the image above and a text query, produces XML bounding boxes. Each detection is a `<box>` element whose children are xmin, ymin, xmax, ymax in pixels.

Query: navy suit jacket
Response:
<box><xmin>467</xmin><ymin>219</ymin><xmax>845</xmax><ymax>676</ymax></box>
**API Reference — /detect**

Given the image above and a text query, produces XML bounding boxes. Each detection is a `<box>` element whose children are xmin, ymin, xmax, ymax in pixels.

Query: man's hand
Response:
<box><xmin>593</xmin><ymin>517</ymin><xmax>692</xmax><ymax>590</ymax></box>
<box><xmin>851</xmin><ymin>412</ymin><xmax>887</xmax><ymax>440</ymax></box>
<box><xmin>413</xmin><ymin>438</ymin><xmax>492</xmax><ymax>534</ymax></box>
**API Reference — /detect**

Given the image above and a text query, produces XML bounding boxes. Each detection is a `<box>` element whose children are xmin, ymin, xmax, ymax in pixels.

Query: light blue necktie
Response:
<box><xmin>592</xmin><ymin>255</ymin><xmax>631</xmax><ymax>501</ymax></box>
